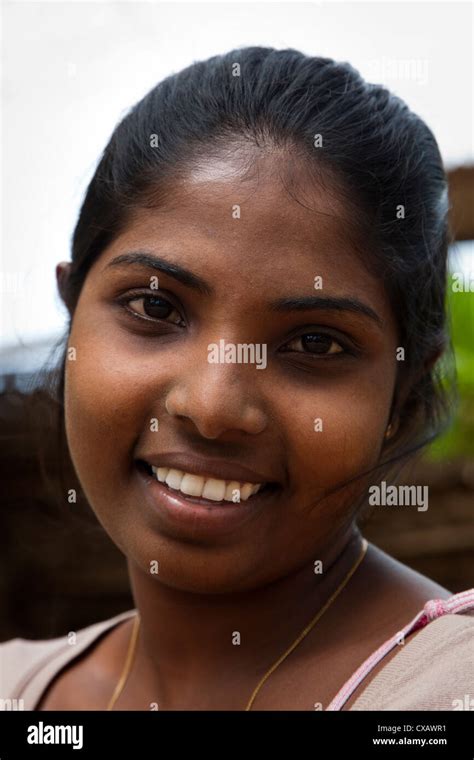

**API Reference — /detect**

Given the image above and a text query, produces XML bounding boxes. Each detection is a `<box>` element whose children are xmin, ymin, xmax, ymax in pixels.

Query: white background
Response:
<box><xmin>1</xmin><ymin>0</ymin><xmax>473</xmax><ymax>368</ymax></box>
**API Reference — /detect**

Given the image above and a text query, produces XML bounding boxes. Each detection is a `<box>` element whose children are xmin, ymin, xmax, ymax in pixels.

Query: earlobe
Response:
<box><xmin>384</xmin><ymin>417</ymin><xmax>400</xmax><ymax>440</ymax></box>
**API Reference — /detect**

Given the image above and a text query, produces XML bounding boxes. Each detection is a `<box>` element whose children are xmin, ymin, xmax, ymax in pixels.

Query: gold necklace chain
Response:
<box><xmin>106</xmin><ymin>612</ymin><xmax>141</xmax><ymax>711</ymax></box>
<box><xmin>107</xmin><ymin>537</ymin><xmax>368</xmax><ymax>711</ymax></box>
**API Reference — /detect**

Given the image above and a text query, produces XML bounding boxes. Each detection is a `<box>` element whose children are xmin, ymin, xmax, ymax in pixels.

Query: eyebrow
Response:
<box><xmin>105</xmin><ymin>252</ymin><xmax>213</xmax><ymax>296</ymax></box>
<box><xmin>105</xmin><ymin>251</ymin><xmax>383</xmax><ymax>326</ymax></box>
<box><xmin>268</xmin><ymin>296</ymin><xmax>383</xmax><ymax>326</ymax></box>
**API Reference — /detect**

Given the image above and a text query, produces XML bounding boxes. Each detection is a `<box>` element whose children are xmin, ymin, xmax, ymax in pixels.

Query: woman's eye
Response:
<box><xmin>122</xmin><ymin>293</ymin><xmax>185</xmax><ymax>326</ymax></box>
<box><xmin>282</xmin><ymin>332</ymin><xmax>346</xmax><ymax>357</ymax></box>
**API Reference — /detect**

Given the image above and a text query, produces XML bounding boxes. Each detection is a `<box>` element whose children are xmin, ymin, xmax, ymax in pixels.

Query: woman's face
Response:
<box><xmin>62</xmin><ymin>153</ymin><xmax>400</xmax><ymax>593</ymax></box>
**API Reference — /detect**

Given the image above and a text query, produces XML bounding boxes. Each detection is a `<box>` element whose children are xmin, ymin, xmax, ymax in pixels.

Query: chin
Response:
<box><xmin>125</xmin><ymin>535</ymin><xmax>275</xmax><ymax>595</ymax></box>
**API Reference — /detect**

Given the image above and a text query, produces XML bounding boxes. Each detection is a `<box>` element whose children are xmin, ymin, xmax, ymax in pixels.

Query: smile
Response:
<box><xmin>135</xmin><ymin>459</ymin><xmax>279</xmax><ymax>539</ymax></box>
<box><xmin>150</xmin><ymin>464</ymin><xmax>264</xmax><ymax>503</ymax></box>
<box><xmin>142</xmin><ymin>462</ymin><xmax>267</xmax><ymax>504</ymax></box>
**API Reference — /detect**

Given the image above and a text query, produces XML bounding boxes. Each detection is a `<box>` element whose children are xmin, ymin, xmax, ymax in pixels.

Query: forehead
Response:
<box><xmin>150</xmin><ymin>149</ymin><xmax>356</xmax><ymax>247</ymax></box>
<box><xmin>94</xmin><ymin>152</ymin><xmax>391</xmax><ymax>322</ymax></box>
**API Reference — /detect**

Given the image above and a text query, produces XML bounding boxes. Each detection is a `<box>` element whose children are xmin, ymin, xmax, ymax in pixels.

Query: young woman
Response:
<box><xmin>1</xmin><ymin>46</ymin><xmax>473</xmax><ymax>711</ymax></box>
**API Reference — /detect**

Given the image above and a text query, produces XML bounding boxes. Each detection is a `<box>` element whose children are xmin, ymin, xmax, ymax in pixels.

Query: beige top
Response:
<box><xmin>1</xmin><ymin>606</ymin><xmax>473</xmax><ymax>710</ymax></box>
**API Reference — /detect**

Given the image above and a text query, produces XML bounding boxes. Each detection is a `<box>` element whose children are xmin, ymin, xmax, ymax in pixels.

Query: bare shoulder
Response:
<box><xmin>362</xmin><ymin>541</ymin><xmax>452</xmax><ymax>601</ymax></box>
<box><xmin>314</xmin><ymin>541</ymin><xmax>456</xmax><ymax>710</ymax></box>
<box><xmin>37</xmin><ymin>618</ymin><xmax>134</xmax><ymax>710</ymax></box>
<box><xmin>351</xmin><ymin>540</ymin><xmax>454</xmax><ymax>636</ymax></box>
<box><xmin>339</xmin><ymin>543</ymin><xmax>473</xmax><ymax>710</ymax></box>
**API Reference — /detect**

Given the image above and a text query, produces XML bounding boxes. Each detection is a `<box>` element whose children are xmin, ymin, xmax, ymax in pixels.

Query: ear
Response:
<box><xmin>56</xmin><ymin>262</ymin><xmax>72</xmax><ymax>313</ymax></box>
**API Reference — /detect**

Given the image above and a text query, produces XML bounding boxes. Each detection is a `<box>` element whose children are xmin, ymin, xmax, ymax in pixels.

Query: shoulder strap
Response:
<box><xmin>0</xmin><ymin>609</ymin><xmax>136</xmax><ymax>710</ymax></box>
<box><xmin>326</xmin><ymin>588</ymin><xmax>474</xmax><ymax>711</ymax></box>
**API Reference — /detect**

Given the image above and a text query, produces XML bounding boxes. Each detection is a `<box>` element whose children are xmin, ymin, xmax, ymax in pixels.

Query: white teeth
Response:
<box><xmin>224</xmin><ymin>481</ymin><xmax>242</xmax><ymax>502</ymax></box>
<box><xmin>149</xmin><ymin>466</ymin><xmax>264</xmax><ymax>503</ymax></box>
<box><xmin>180</xmin><ymin>474</ymin><xmax>206</xmax><ymax>497</ymax></box>
<box><xmin>240</xmin><ymin>483</ymin><xmax>255</xmax><ymax>500</ymax></box>
<box><xmin>165</xmin><ymin>469</ymin><xmax>184</xmax><ymax>490</ymax></box>
<box><xmin>156</xmin><ymin>467</ymin><xmax>168</xmax><ymax>483</ymax></box>
<box><xmin>202</xmin><ymin>478</ymin><xmax>226</xmax><ymax>502</ymax></box>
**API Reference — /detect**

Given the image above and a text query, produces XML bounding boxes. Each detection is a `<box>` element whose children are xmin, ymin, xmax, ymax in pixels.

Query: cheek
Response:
<box><xmin>63</xmin><ymin>326</ymin><xmax>153</xmax><ymax>508</ymax></box>
<box><xmin>283</xmin><ymin>377</ymin><xmax>391</xmax><ymax>495</ymax></box>
<box><xmin>273</xmin><ymin>384</ymin><xmax>390</xmax><ymax>542</ymax></box>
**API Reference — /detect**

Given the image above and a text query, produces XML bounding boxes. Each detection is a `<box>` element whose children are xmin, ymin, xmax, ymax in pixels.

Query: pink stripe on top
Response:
<box><xmin>326</xmin><ymin>588</ymin><xmax>474</xmax><ymax>711</ymax></box>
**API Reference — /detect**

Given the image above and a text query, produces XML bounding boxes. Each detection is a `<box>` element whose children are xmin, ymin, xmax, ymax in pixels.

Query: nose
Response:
<box><xmin>164</xmin><ymin>361</ymin><xmax>268</xmax><ymax>439</ymax></box>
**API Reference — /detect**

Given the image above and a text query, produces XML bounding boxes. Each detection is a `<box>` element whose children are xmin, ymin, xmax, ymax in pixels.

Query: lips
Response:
<box><xmin>135</xmin><ymin>460</ymin><xmax>280</xmax><ymax>539</ymax></box>
<box><xmin>137</xmin><ymin>452</ymin><xmax>279</xmax><ymax>487</ymax></box>
<box><xmin>137</xmin><ymin>460</ymin><xmax>276</xmax><ymax>505</ymax></box>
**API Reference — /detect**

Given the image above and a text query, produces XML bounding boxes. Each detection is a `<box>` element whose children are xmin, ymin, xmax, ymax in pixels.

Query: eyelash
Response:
<box><xmin>116</xmin><ymin>290</ymin><xmax>356</xmax><ymax>359</ymax></box>
<box><xmin>117</xmin><ymin>290</ymin><xmax>186</xmax><ymax>327</ymax></box>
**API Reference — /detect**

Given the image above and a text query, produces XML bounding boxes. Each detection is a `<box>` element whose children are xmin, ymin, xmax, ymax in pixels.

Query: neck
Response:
<box><xmin>126</xmin><ymin>526</ymin><xmax>364</xmax><ymax>707</ymax></box>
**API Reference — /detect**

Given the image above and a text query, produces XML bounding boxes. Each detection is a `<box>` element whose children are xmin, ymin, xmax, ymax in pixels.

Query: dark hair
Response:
<box><xmin>44</xmin><ymin>46</ymin><xmax>455</xmax><ymax>513</ymax></box>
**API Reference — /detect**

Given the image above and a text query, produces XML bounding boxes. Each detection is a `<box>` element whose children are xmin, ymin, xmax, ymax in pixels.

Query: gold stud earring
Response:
<box><xmin>385</xmin><ymin>423</ymin><xmax>394</xmax><ymax>439</ymax></box>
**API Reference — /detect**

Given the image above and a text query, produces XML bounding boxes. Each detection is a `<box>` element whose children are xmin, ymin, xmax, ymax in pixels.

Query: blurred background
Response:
<box><xmin>1</xmin><ymin>0</ymin><xmax>473</xmax><ymax>640</ymax></box>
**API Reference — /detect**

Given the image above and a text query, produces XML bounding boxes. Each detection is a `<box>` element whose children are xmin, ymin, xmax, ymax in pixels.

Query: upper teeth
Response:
<box><xmin>150</xmin><ymin>466</ymin><xmax>263</xmax><ymax>503</ymax></box>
